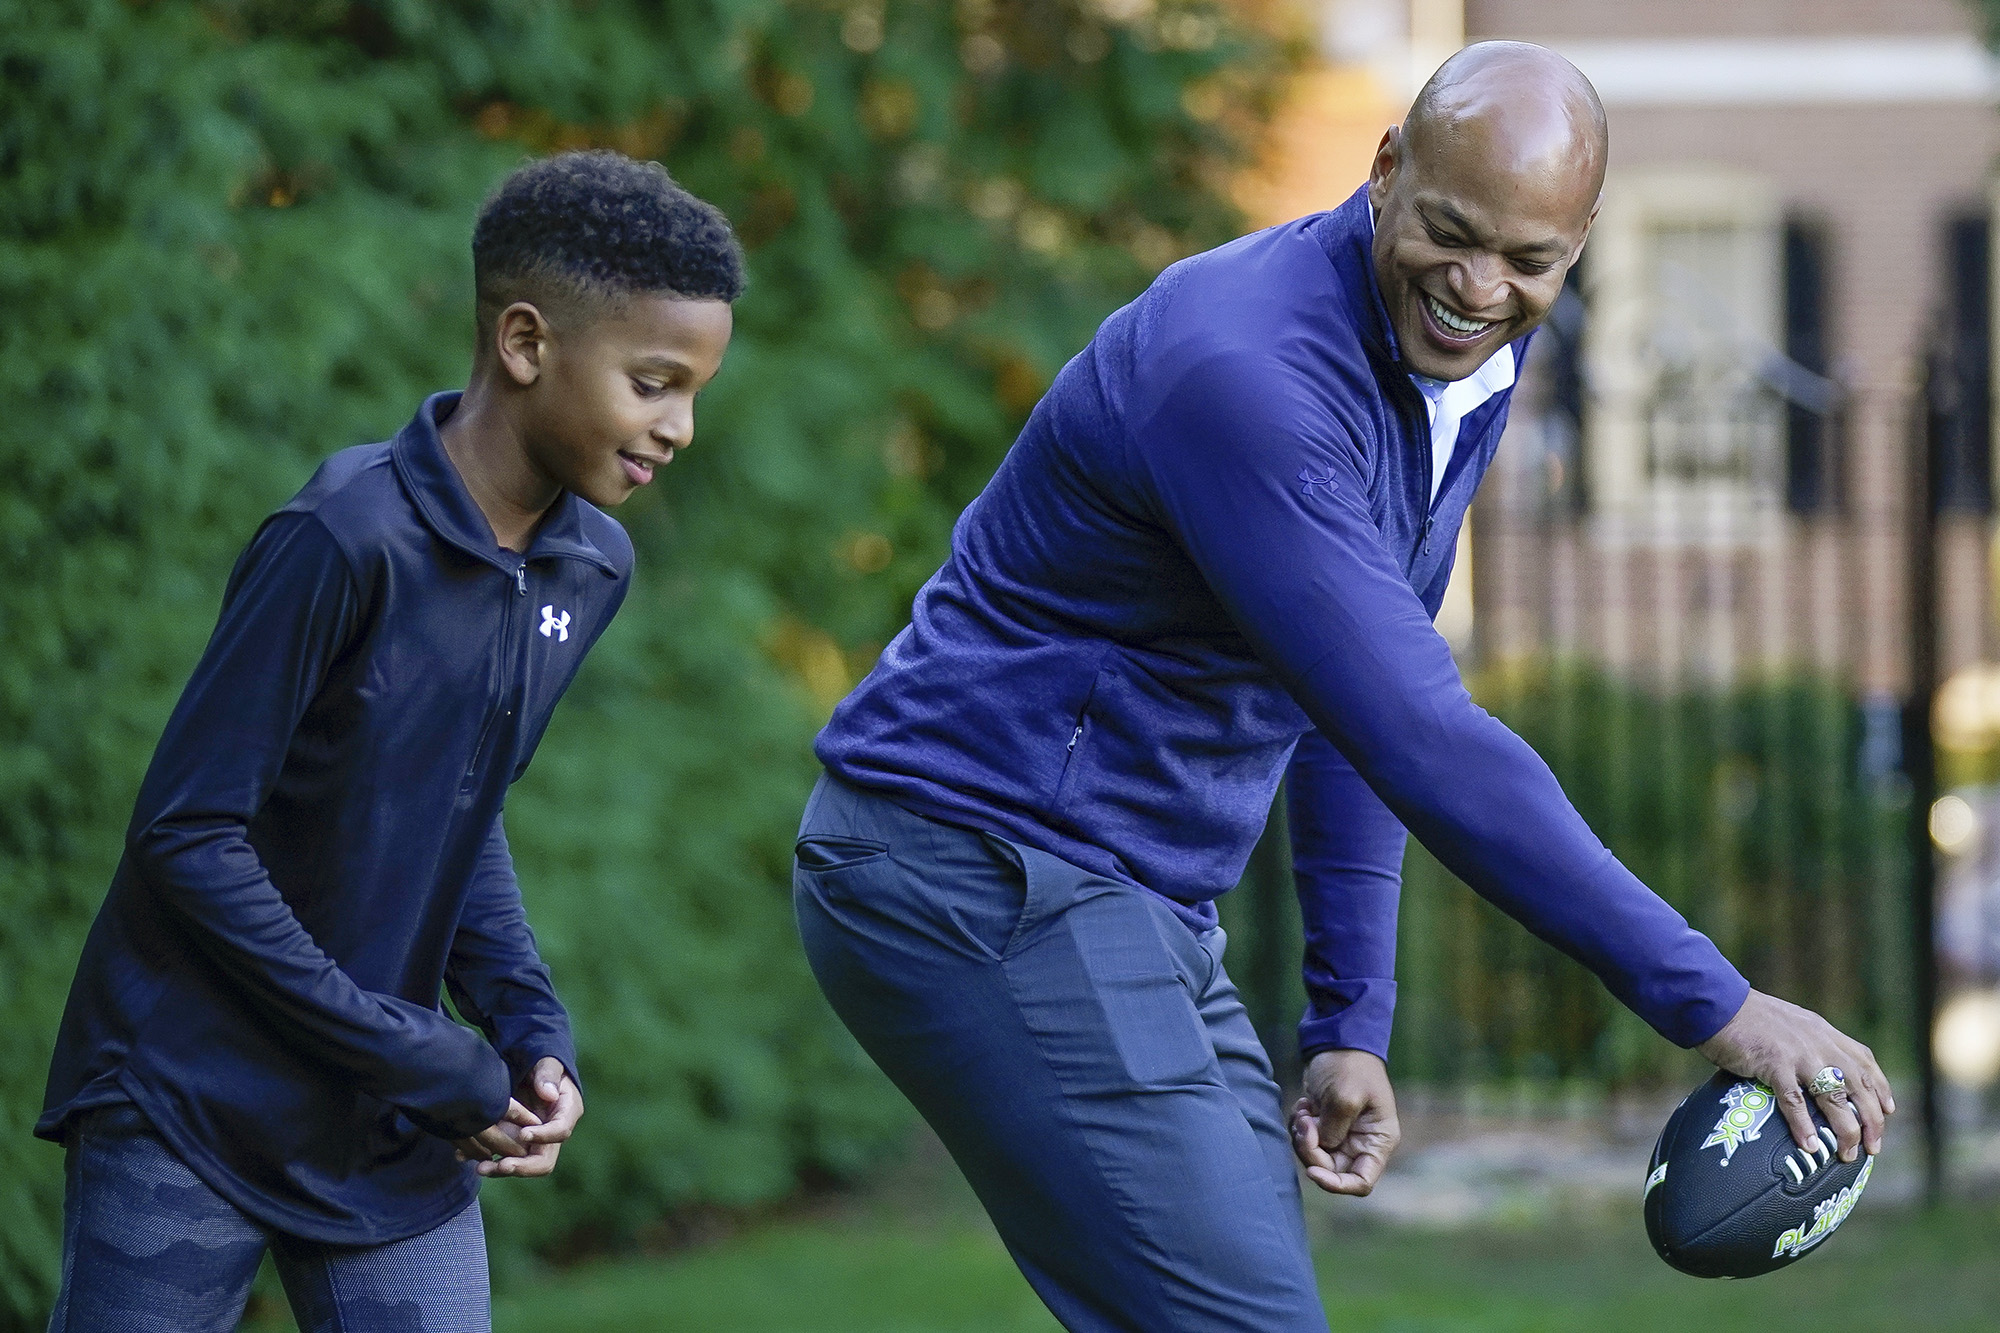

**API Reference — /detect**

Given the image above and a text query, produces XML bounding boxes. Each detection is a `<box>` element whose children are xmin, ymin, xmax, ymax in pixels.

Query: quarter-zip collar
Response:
<box><xmin>391</xmin><ymin>391</ymin><xmax>620</xmax><ymax>578</ymax></box>
<box><xmin>1310</xmin><ymin>186</ymin><xmax>1407</xmax><ymax>376</ymax></box>
<box><xmin>1309</xmin><ymin>189</ymin><xmax>1440</xmax><ymax>545</ymax></box>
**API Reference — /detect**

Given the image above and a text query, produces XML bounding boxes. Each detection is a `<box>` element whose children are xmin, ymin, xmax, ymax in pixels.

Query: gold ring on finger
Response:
<box><xmin>1806</xmin><ymin>1066</ymin><xmax>1847</xmax><ymax>1098</ymax></box>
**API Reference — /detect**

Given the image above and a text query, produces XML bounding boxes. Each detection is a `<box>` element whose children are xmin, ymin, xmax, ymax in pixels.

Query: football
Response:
<box><xmin>1643</xmin><ymin>1070</ymin><xmax>1875</xmax><ymax>1278</ymax></box>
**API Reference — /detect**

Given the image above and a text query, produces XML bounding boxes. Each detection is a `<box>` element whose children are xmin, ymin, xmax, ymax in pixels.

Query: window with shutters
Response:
<box><xmin>1583</xmin><ymin>168</ymin><xmax>1811</xmax><ymax>545</ymax></box>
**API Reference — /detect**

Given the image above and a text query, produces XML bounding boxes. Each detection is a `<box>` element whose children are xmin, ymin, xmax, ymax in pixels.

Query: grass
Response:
<box><xmin>484</xmin><ymin>1203</ymin><xmax>2000</xmax><ymax>1333</ymax></box>
<box><xmin>243</xmin><ymin>1141</ymin><xmax>2000</xmax><ymax>1332</ymax></box>
<box><xmin>493</xmin><ymin>1214</ymin><xmax>1063</xmax><ymax>1333</ymax></box>
<box><xmin>1309</xmin><ymin>1206</ymin><xmax>2000</xmax><ymax>1331</ymax></box>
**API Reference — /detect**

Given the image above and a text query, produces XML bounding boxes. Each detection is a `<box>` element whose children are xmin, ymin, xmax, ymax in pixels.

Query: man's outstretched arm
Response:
<box><xmin>1127</xmin><ymin>339</ymin><xmax>1888</xmax><ymax>1161</ymax></box>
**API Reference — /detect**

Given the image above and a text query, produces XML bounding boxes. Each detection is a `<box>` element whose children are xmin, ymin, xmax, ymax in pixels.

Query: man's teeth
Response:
<box><xmin>1426</xmin><ymin>294</ymin><xmax>1493</xmax><ymax>337</ymax></box>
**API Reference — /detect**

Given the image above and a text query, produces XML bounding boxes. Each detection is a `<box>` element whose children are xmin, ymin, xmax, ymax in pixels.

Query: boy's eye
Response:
<box><xmin>632</xmin><ymin>379</ymin><xmax>665</xmax><ymax>397</ymax></box>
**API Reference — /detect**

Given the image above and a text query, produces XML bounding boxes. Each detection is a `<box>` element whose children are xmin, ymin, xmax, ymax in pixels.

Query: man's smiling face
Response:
<box><xmin>1366</xmin><ymin>70</ymin><xmax>1601</xmax><ymax>383</ymax></box>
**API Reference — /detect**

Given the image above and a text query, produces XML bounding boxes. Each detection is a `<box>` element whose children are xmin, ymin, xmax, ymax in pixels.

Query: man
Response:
<box><xmin>38</xmin><ymin>151</ymin><xmax>739</xmax><ymax>1331</ymax></box>
<box><xmin>794</xmin><ymin>43</ymin><xmax>1889</xmax><ymax>1332</ymax></box>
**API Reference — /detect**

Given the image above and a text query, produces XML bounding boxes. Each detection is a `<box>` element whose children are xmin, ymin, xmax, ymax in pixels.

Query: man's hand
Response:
<box><xmin>1290</xmin><ymin>1048</ymin><xmax>1401</xmax><ymax>1196</ymax></box>
<box><xmin>453</xmin><ymin>1098</ymin><xmax>540</xmax><ymax>1173</ymax></box>
<box><xmin>478</xmin><ymin>1057</ymin><xmax>583</xmax><ymax>1179</ymax></box>
<box><xmin>1695</xmin><ymin>987</ymin><xmax>1895</xmax><ymax>1164</ymax></box>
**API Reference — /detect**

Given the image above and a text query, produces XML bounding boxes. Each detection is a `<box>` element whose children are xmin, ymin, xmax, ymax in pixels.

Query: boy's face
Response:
<box><xmin>514</xmin><ymin>293</ymin><xmax>734</xmax><ymax>507</ymax></box>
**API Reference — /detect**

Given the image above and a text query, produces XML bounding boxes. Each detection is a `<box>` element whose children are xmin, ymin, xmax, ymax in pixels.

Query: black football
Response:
<box><xmin>1643</xmin><ymin>1069</ymin><xmax>1876</xmax><ymax>1278</ymax></box>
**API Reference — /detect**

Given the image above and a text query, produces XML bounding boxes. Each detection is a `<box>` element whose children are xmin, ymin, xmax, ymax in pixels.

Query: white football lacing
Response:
<box><xmin>1781</xmin><ymin>1126</ymin><xmax>1840</xmax><ymax>1185</ymax></box>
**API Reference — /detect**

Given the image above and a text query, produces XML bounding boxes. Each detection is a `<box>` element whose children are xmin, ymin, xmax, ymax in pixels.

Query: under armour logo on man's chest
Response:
<box><xmin>539</xmin><ymin>605</ymin><xmax>571</xmax><ymax>642</ymax></box>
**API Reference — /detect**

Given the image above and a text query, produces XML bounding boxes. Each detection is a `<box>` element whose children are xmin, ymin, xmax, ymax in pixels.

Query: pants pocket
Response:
<box><xmin>1089</xmin><ymin>962</ymin><xmax>1216</xmax><ymax>1088</ymax></box>
<box><xmin>795</xmin><ymin>834</ymin><xmax>890</xmax><ymax>871</ymax></box>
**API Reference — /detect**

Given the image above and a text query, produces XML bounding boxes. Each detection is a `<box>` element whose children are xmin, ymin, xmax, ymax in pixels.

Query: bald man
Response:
<box><xmin>795</xmin><ymin>42</ymin><xmax>1891</xmax><ymax>1332</ymax></box>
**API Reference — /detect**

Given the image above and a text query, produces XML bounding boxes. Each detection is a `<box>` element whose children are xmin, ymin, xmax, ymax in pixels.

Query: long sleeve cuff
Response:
<box><xmin>405</xmin><ymin>1053</ymin><xmax>514</xmax><ymax>1141</ymax></box>
<box><xmin>1298</xmin><ymin>977</ymin><xmax>1397</xmax><ymax>1062</ymax></box>
<box><xmin>1639</xmin><ymin>960</ymin><xmax>1751</xmax><ymax>1049</ymax></box>
<box><xmin>501</xmin><ymin>1033</ymin><xmax>581</xmax><ymax>1096</ymax></box>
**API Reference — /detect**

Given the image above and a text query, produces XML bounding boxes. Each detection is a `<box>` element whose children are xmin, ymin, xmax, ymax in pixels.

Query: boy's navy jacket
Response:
<box><xmin>38</xmin><ymin>393</ymin><xmax>631</xmax><ymax>1244</ymax></box>
<box><xmin>818</xmin><ymin>186</ymin><xmax>1749</xmax><ymax>1060</ymax></box>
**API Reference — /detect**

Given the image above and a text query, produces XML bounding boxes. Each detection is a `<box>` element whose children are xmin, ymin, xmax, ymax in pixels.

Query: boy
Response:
<box><xmin>38</xmin><ymin>150</ymin><xmax>741</xmax><ymax>1332</ymax></box>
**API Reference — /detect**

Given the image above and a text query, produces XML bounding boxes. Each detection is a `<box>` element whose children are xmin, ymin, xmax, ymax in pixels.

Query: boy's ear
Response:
<box><xmin>495</xmin><ymin>301</ymin><xmax>551</xmax><ymax>387</ymax></box>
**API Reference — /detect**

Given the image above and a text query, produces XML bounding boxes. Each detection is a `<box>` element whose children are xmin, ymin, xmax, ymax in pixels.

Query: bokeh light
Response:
<box><xmin>1929</xmin><ymin>794</ymin><xmax>1980</xmax><ymax>855</ymax></box>
<box><xmin>1935</xmin><ymin>990</ymin><xmax>2000</xmax><ymax>1088</ymax></box>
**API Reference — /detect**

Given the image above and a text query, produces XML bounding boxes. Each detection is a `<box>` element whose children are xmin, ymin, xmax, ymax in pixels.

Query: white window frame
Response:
<box><xmin>1583</xmin><ymin>166</ymin><xmax>1786</xmax><ymax>547</ymax></box>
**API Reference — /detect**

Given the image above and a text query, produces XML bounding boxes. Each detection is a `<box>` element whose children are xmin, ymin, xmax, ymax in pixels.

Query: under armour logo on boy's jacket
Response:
<box><xmin>540</xmin><ymin>606</ymin><xmax>570</xmax><ymax>641</ymax></box>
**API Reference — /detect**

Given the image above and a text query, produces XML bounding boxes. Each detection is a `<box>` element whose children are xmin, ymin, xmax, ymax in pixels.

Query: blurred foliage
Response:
<box><xmin>1229</xmin><ymin>662</ymin><xmax>1913</xmax><ymax>1095</ymax></box>
<box><xmin>1975</xmin><ymin>0</ymin><xmax>2000</xmax><ymax>50</ymax></box>
<box><xmin>0</xmin><ymin>0</ymin><xmax>1295</xmax><ymax>1321</ymax></box>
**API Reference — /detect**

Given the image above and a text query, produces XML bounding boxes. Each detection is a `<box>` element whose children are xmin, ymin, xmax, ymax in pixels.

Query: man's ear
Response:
<box><xmin>495</xmin><ymin>301</ymin><xmax>551</xmax><ymax>387</ymax></box>
<box><xmin>1366</xmin><ymin>125</ymin><xmax>1401</xmax><ymax>212</ymax></box>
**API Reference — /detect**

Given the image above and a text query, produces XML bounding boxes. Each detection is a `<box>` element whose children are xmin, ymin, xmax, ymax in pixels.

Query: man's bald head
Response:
<box><xmin>1365</xmin><ymin>41</ymin><xmax>1606</xmax><ymax>381</ymax></box>
<box><xmin>1407</xmin><ymin>41</ymin><xmax>1608</xmax><ymax>206</ymax></box>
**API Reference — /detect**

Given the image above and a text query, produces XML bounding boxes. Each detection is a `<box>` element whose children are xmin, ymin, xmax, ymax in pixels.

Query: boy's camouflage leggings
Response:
<box><xmin>47</xmin><ymin>1102</ymin><xmax>489</xmax><ymax>1333</ymax></box>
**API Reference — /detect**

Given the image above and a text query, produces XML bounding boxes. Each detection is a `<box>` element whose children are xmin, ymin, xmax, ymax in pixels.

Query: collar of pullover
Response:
<box><xmin>1313</xmin><ymin>185</ymin><xmax>1411</xmax><ymax>377</ymax></box>
<box><xmin>392</xmin><ymin>391</ymin><xmax>619</xmax><ymax>578</ymax></box>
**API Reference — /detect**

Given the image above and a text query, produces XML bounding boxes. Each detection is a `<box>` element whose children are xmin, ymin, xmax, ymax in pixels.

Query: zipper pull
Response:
<box><xmin>514</xmin><ymin>564</ymin><xmax>527</xmax><ymax>596</ymax></box>
<box><xmin>1067</xmin><ymin>725</ymin><xmax>1084</xmax><ymax>752</ymax></box>
<box><xmin>1420</xmin><ymin>515</ymin><xmax>1434</xmax><ymax>555</ymax></box>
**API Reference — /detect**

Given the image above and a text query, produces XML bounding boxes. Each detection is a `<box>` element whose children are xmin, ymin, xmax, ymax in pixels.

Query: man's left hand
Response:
<box><xmin>478</xmin><ymin>1057</ymin><xmax>583</xmax><ymax>1178</ymax></box>
<box><xmin>1290</xmin><ymin>1048</ymin><xmax>1401</xmax><ymax>1196</ymax></box>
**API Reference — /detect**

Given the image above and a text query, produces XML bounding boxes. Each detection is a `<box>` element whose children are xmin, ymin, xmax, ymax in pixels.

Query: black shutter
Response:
<box><xmin>1930</xmin><ymin>213</ymin><xmax>1993</xmax><ymax>514</ymax></box>
<box><xmin>1544</xmin><ymin>257</ymin><xmax>1588</xmax><ymax>515</ymax></box>
<box><xmin>1783</xmin><ymin>219</ymin><xmax>1838</xmax><ymax>512</ymax></box>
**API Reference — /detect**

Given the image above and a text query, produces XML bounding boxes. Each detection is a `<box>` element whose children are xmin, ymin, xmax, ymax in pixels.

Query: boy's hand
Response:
<box><xmin>454</xmin><ymin>1098</ymin><xmax>541</xmax><ymax>1174</ymax></box>
<box><xmin>480</xmin><ymin>1057</ymin><xmax>584</xmax><ymax>1178</ymax></box>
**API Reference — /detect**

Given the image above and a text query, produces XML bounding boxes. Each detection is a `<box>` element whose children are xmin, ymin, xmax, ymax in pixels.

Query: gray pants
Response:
<box><xmin>794</xmin><ymin>773</ymin><xmax>1328</xmax><ymax>1333</ymax></box>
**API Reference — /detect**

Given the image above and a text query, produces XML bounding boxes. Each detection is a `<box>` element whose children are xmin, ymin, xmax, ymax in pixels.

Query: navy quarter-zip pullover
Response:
<box><xmin>818</xmin><ymin>186</ymin><xmax>1748</xmax><ymax>1061</ymax></box>
<box><xmin>39</xmin><ymin>392</ymin><xmax>631</xmax><ymax>1244</ymax></box>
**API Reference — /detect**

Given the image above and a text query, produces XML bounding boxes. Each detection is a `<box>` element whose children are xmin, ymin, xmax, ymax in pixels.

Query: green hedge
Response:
<box><xmin>0</xmin><ymin>0</ymin><xmax>1288</xmax><ymax>1321</ymax></box>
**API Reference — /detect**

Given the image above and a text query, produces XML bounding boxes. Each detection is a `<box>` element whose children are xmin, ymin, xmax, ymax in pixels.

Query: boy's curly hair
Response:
<box><xmin>472</xmin><ymin>150</ymin><xmax>744</xmax><ymax>331</ymax></box>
